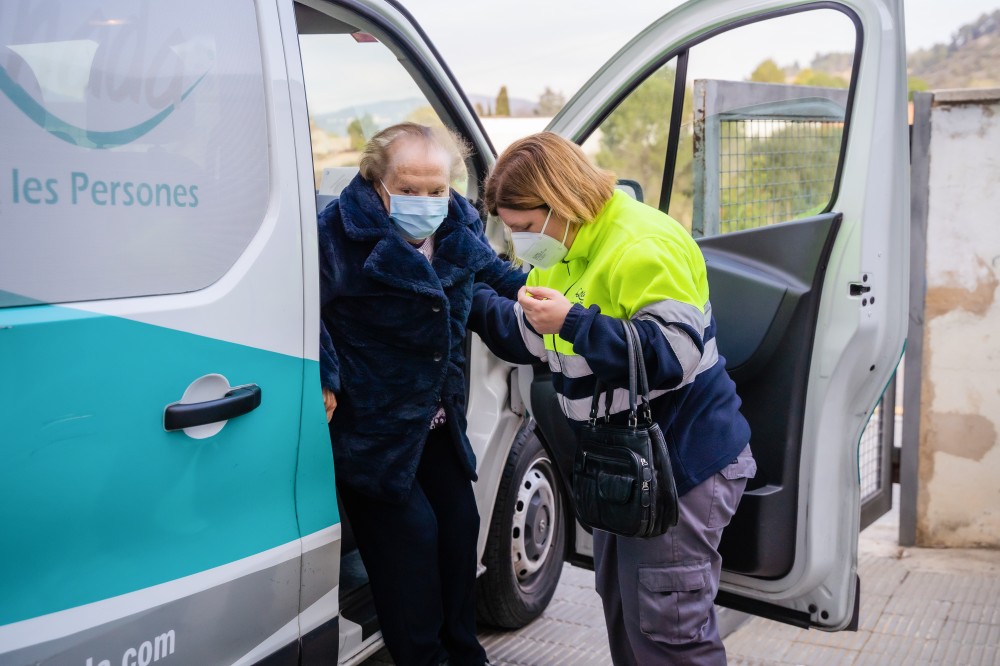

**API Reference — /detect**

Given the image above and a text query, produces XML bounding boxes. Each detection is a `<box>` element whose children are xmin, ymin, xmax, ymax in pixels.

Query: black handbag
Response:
<box><xmin>572</xmin><ymin>319</ymin><xmax>679</xmax><ymax>538</ymax></box>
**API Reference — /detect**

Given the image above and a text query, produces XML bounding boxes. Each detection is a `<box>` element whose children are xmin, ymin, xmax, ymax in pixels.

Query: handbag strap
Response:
<box><xmin>588</xmin><ymin>319</ymin><xmax>639</xmax><ymax>426</ymax></box>
<box><xmin>624</xmin><ymin>320</ymin><xmax>654</xmax><ymax>426</ymax></box>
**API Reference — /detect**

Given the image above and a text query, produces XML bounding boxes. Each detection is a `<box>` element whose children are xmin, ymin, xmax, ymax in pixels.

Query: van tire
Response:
<box><xmin>477</xmin><ymin>422</ymin><xmax>566</xmax><ymax>629</ymax></box>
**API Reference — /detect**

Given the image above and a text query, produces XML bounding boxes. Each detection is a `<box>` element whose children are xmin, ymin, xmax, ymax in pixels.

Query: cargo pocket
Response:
<box><xmin>720</xmin><ymin>444</ymin><xmax>757</xmax><ymax>481</ymax></box>
<box><xmin>637</xmin><ymin>560</ymin><xmax>713</xmax><ymax>644</ymax></box>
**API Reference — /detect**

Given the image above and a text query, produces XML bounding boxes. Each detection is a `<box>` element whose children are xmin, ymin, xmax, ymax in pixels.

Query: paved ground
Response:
<box><xmin>365</xmin><ymin>508</ymin><xmax>1000</xmax><ymax>665</ymax></box>
<box><xmin>725</xmin><ymin>517</ymin><xmax>1000</xmax><ymax>666</ymax></box>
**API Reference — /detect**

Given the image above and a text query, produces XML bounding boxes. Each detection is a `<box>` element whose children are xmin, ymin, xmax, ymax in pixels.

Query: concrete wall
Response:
<box><xmin>909</xmin><ymin>89</ymin><xmax>1000</xmax><ymax>548</ymax></box>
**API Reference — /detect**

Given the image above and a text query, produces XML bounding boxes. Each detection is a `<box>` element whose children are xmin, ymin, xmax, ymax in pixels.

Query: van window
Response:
<box><xmin>0</xmin><ymin>0</ymin><xmax>269</xmax><ymax>308</ymax></box>
<box><xmin>297</xmin><ymin>10</ymin><xmax>462</xmax><ymax>194</ymax></box>
<box><xmin>582</xmin><ymin>7</ymin><xmax>856</xmax><ymax>237</ymax></box>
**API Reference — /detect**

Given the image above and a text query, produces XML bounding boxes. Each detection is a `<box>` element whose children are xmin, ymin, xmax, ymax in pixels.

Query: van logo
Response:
<box><xmin>0</xmin><ymin>65</ymin><xmax>208</xmax><ymax>150</ymax></box>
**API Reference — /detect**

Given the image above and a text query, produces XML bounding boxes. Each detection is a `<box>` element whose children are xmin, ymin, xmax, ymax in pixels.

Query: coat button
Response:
<box><xmin>432</xmin><ymin>304</ymin><xmax>442</xmax><ymax>312</ymax></box>
<box><xmin>433</xmin><ymin>352</ymin><xmax>443</xmax><ymax>362</ymax></box>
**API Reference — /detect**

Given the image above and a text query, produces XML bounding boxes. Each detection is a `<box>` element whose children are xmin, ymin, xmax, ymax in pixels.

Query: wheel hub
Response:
<box><xmin>511</xmin><ymin>458</ymin><xmax>557</xmax><ymax>582</ymax></box>
<box><xmin>524</xmin><ymin>494</ymin><xmax>550</xmax><ymax>561</ymax></box>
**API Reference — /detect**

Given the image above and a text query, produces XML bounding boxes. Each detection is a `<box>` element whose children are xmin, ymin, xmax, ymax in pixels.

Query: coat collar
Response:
<box><xmin>340</xmin><ymin>175</ymin><xmax>497</xmax><ymax>294</ymax></box>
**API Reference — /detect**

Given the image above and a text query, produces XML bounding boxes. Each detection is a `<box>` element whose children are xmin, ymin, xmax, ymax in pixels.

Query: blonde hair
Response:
<box><xmin>359</xmin><ymin>122</ymin><xmax>471</xmax><ymax>184</ymax></box>
<box><xmin>484</xmin><ymin>132</ymin><xmax>615</xmax><ymax>223</ymax></box>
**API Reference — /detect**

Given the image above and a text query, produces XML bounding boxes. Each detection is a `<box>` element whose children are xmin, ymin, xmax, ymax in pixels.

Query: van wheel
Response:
<box><xmin>477</xmin><ymin>423</ymin><xmax>566</xmax><ymax>629</ymax></box>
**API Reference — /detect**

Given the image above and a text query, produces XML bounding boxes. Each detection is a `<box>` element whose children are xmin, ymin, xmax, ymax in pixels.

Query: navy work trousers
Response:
<box><xmin>338</xmin><ymin>426</ymin><xmax>488</xmax><ymax>666</ymax></box>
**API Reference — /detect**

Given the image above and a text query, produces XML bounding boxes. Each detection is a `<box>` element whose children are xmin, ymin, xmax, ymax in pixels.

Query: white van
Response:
<box><xmin>0</xmin><ymin>0</ymin><xmax>908</xmax><ymax>663</ymax></box>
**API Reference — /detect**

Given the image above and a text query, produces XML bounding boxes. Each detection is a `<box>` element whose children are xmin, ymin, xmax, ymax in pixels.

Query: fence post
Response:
<box><xmin>692</xmin><ymin>80</ymin><xmax>709</xmax><ymax>237</ymax></box>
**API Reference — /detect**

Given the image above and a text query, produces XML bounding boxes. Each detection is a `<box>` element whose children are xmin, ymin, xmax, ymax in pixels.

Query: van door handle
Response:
<box><xmin>163</xmin><ymin>384</ymin><xmax>262</xmax><ymax>431</ymax></box>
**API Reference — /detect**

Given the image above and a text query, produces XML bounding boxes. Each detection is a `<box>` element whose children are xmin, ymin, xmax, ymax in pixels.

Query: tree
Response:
<box><xmin>792</xmin><ymin>68</ymin><xmax>849</xmax><ymax>88</ymax></box>
<box><xmin>495</xmin><ymin>85</ymin><xmax>510</xmax><ymax>117</ymax></box>
<box><xmin>346</xmin><ymin>118</ymin><xmax>365</xmax><ymax>151</ymax></box>
<box><xmin>537</xmin><ymin>87</ymin><xmax>566</xmax><ymax>116</ymax></box>
<box><xmin>908</xmin><ymin>76</ymin><xmax>930</xmax><ymax>101</ymax></box>
<box><xmin>750</xmin><ymin>59</ymin><xmax>786</xmax><ymax>84</ymax></box>
<box><xmin>405</xmin><ymin>105</ymin><xmax>442</xmax><ymax>126</ymax></box>
<box><xmin>474</xmin><ymin>102</ymin><xmax>486</xmax><ymax>117</ymax></box>
<box><xmin>810</xmin><ymin>52</ymin><xmax>854</xmax><ymax>77</ymax></box>
<box><xmin>594</xmin><ymin>66</ymin><xmax>693</xmax><ymax>218</ymax></box>
<box><xmin>346</xmin><ymin>113</ymin><xmax>377</xmax><ymax>151</ymax></box>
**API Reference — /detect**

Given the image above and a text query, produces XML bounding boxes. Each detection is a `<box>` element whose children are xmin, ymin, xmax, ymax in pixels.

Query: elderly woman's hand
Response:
<box><xmin>517</xmin><ymin>285</ymin><xmax>573</xmax><ymax>335</ymax></box>
<box><xmin>322</xmin><ymin>388</ymin><xmax>338</xmax><ymax>422</ymax></box>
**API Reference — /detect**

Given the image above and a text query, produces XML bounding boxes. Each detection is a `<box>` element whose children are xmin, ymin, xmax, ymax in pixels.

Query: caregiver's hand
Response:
<box><xmin>518</xmin><ymin>285</ymin><xmax>573</xmax><ymax>335</ymax></box>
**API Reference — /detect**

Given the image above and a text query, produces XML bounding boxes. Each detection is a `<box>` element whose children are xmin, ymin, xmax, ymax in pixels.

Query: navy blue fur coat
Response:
<box><xmin>319</xmin><ymin>175</ymin><xmax>525</xmax><ymax>503</ymax></box>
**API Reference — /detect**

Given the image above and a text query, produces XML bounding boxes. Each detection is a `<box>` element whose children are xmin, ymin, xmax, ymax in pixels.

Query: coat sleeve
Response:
<box><xmin>558</xmin><ymin>239</ymin><xmax>708</xmax><ymax>391</ymax></box>
<box><xmin>317</xmin><ymin>207</ymin><xmax>342</xmax><ymax>393</ymax></box>
<box><xmin>468</xmin><ymin>283</ymin><xmax>547</xmax><ymax>365</ymax></box>
<box><xmin>470</xmin><ymin>211</ymin><xmax>527</xmax><ymax>299</ymax></box>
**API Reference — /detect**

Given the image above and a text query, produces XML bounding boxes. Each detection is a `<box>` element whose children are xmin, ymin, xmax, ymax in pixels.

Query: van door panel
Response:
<box><xmin>702</xmin><ymin>213</ymin><xmax>842</xmax><ymax>578</ymax></box>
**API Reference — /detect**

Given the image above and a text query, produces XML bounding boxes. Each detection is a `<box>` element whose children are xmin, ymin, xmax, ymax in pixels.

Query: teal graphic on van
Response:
<box><xmin>0</xmin><ymin>303</ymin><xmax>339</xmax><ymax>625</ymax></box>
<box><xmin>0</xmin><ymin>66</ymin><xmax>209</xmax><ymax>150</ymax></box>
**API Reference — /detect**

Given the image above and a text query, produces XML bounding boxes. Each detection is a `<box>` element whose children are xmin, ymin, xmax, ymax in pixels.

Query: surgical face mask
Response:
<box><xmin>381</xmin><ymin>180</ymin><xmax>449</xmax><ymax>241</ymax></box>
<box><xmin>511</xmin><ymin>208</ymin><xmax>569</xmax><ymax>270</ymax></box>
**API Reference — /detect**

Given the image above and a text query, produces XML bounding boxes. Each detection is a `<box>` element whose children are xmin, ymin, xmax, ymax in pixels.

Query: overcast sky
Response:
<box><xmin>395</xmin><ymin>0</ymin><xmax>999</xmax><ymax>102</ymax></box>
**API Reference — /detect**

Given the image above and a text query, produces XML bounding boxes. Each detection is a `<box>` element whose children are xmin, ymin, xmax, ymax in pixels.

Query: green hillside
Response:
<box><xmin>908</xmin><ymin>11</ymin><xmax>1000</xmax><ymax>89</ymax></box>
<box><xmin>754</xmin><ymin>11</ymin><xmax>1000</xmax><ymax>91</ymax></box>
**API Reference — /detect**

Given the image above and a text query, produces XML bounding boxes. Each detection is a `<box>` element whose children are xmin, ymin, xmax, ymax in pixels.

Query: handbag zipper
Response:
<box><xmin>579</xmin><ymin>448</ymin><xmax>650</xmax><ymax>476</ymax></box>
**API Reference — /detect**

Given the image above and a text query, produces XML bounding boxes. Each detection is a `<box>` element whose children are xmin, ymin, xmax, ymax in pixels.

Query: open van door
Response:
<box><xmin>530</xmin><ymin>0</ymin><xmax>909</xmax><ymax>630</ymax></box>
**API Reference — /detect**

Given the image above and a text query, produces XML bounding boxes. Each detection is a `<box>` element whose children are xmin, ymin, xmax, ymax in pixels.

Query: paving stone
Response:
<box><xmin>794</xmin><ymin>627</ymin><xmax>872</xmax><ymax>651</ymax></box>
<box><xmin>871</xmin><ymin>610</ymin><xmax>947</xmax><ymax>639</ymax></box>
<box><xmin>857</xmin><ymin>633</ymin><xmax>939</xmax><ymax>662</ymax></box>
<box><xmin>780</xmin><ymin>640</ymin><xmax>859</xmax><ymax>665</ymax></box>
<box><xmin>931</xmin><ymin>638</ymin><xmax>979</xmax><ymax>665</ymax></box>
<box><xmin>724</xmin><ymin>623</ymin><xmax>795</xmax><ymax>662</ymax></box>
<box><xmin>856</xmin><ymin>594</ymin><xmax>891</xmax><ymax>633</ymax></box>
<box><xmin>729</xmin><ymin>658</ymin><xmax>794</xmax><ymax>666</ymax></box>
<box><xmin>859</xmin><ymin>556</ymin><xmax>909</xmax><ymax>596</ymax></box>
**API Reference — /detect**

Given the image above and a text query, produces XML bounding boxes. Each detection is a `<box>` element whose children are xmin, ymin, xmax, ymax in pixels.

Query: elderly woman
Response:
<box><xmin>317</xmin><ymin>122</ymin><xmax>523</xmax><ymax>666</ymax></box>
<box><xmin>469</xmin><ymin>132</ymin><xmax>755</xmax><ymax>665</ymax></box>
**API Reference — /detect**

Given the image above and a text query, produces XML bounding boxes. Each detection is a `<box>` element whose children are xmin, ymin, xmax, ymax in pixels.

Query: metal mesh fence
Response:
<box><xmin>718</xmin><ymin>118</ymin><xmax>843</xmax><ymax>233</ymax></box>
<box><xmin>859</xmin><ymin>403</ymin><xmax>883</xmax><ymax>503</ymax></box>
